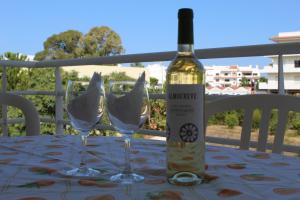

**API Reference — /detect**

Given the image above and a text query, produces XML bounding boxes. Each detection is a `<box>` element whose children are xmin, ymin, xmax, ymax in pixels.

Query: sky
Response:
<box><xmin>0</xmin><ymin>0</ymin><xmax>300</xmax><ymax>67</ymax></box>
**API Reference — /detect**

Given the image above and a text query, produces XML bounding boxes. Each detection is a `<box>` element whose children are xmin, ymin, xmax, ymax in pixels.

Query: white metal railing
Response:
<box><xmin>1</xmin><ymin>42</ymin><xmax>300</xmax><ymax>152</ymax></box>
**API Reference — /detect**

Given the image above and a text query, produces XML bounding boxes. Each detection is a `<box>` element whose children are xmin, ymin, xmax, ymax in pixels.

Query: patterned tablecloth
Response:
<box><xmin>0</xmin><ymin>135</ymin><xmax>300</xmax><ymax>200</ymax></box>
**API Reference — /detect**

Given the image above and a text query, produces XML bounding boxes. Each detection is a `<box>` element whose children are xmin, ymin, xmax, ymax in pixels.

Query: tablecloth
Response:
<box><xmin>0</xmin><ymin>135</ymin><xmax>299</xmax><ymax>200</ymax></box>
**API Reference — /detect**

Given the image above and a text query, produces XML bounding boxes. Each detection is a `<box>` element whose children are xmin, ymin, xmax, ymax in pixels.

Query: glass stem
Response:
<box><xmin>79</xmin><ymin>134</ymin><xmax>88</xmax><ymax>172</ymax></box>
<box><xmin>123</xmin><ymin>136</ymin><xmax>132</xmax><ymax>174</ymax></box>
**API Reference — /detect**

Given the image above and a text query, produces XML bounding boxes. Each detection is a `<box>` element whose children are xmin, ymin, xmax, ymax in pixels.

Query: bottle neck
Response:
<box><xmin>178</xmin><ymin>44</ymin><xmax>194</xmax><ymax>55</ymax></box>
<box><xmin>177</xmin><ymin>9</ymin><xmax>194</xmax><ymax>55</ymax></box>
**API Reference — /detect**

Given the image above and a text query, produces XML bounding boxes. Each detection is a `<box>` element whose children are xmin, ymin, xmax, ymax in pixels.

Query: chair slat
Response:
<box><xmin>272</xmin><ymin>109</ymin><xmax>288</xmax><ymax>153</ymax></box>
<box><xmin>240</xmin><ymin>109</ymin><xmax>253</xmax><ymax>150</ymax></box>
<box><xmin>257</xmin><ymin>108</ymin><xmax>271</xmax><ymax>152</ymax></box>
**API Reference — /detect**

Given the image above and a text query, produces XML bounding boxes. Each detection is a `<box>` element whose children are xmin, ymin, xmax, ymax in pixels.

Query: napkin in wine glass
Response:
<box><xmin>67</xmin><ymin>72</ymin><xmax>102</xmax><ymax>123</ymax></box>
<box><xmin>107</xmin><ymin>72</ymin><xmax>145</xmax><ymax>128</ymax></box>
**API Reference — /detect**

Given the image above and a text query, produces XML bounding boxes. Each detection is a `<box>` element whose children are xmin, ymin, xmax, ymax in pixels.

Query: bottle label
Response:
<box><xmin>166</xmin><ymin>84</ymin><xmax>204</xmax><ymax>143</ymax></box>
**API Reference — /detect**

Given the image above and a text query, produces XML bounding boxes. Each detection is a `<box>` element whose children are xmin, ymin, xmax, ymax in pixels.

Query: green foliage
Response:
<box><xmin>259</xmin><ymin>77</ymin><xmax>268</xmax><ymax>83</ymax></box>
<box><xmin>0</xmin><ymin>53</ymin><xmax>32</xmax><ymax>135</ymax></box>
<box><xmin>150</xmin><ymin>77</ymin><xmax>158</xmax><ymax>88</ymax></box>
<box><xmin>240</xmin><ymin>76</ymin><xmax>250</xmax><ymax>87</ymax></box>
<box><xmin>145</xmin><ymin>100</ymin><xmax>166</xmax><ymax>131</ymax></box>
<box><xmin>290</xmin><ymin>113</ymin><xmax>300</xmax><ymax>135</ymax></box>
<box><xmin>11</xmin><ymin>67</ymin><xmax>57</xmax><ymax>135</ymax></box>
<box><xmin>102</xmin><ymin>72</ymin><xmax>134</xmax><ymax>83</ymax></box>
<box><xmin>269</xmin><ymin>110</ymin><xmax>278</xmax><ymax>135</ymax></box>
<box><xmin>0</xmin><ymin>52</ymin><xmax>84</xmax><ymax>135</ymax></box>
<box><xmin>0</xmin><ymin>52</ymin><xmax>28</xmax><ymax>90</ymax></box>
<box><xmin>35</xmin><ymin>26</ymin><xmax>124</xmax><ymax>60</ymax></box>
<box><xmin>82</xmin><ymin>26</ymin><xmax>124</xmax><ymax>57</ymax></box>
<box><xmin>252</xmin><ymin>109</ymin><xmax>261</xmax><ymax>129</ymax></box>
<box><xmin>0</xmin><ymin>52</ymin><xmax>28</xmax><ymax>61</ymax></box>
<box><xmin>207</xmin><ymin>109</ymin><xmax>243</xmax><ymax>126</ymax></box>
<box><xmin>208</xmin><ymin>112</ymin><xmax>225</xmax><ymax>125</ymax></box>
<box><xmin>162</xmin><ymin>81</ymin><xmax>167</xmax><ymax>93</ymax></box>
<box><xmin>35</xmin><ymin>30</ymin><xmax>83</xmax><ymax>60</ymax></box>
<box><xmin>130</xmin><ymin>62</ymin><xmax>144</xmax><ymax>68</ymax></box>
<box><xmin>224</xmin><ymin>111</ymin><xmax>239</xmax><ymax>129</ymax></box>
<box><xmin>102</xmin><ymin>72</ymin><xmax>135</xmax><ymax>93</ymax></box>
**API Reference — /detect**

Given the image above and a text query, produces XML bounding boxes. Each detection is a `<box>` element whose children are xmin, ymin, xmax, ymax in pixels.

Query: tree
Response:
<box><xmin>0</xmin><ymin>52</ymin><xmax>31</xmax><ymax>135</ymax></box>
<box><xmin>102</xmin><ymin>72</ymin><xmax>134</xmax><ymax>85</ymax></box>
<box><xmin>259</xmin><ymin>77</ymin><xmax>268</xmax><ymax>83</ymax></box>
<box><xmin>34</xmin><ymin>26</ymin><xmax>124</xmax><ymax>60</ymax></box>
<box><xmin>82</xmin><ymin>26</ymin><xmax>124</xmax><ymax>57</ymax></box>
<box><xmin>150</xmin><ymin>77</ymin><xmax>158</xmax><ymax>88</ymax></box>
<box><xmin>0</xmin><ymin>52</ymin><xmax>85</xmax><ymax>135</ymax></box>
<box><xmin>224</xmin><ymin>112</ymin><xmax>239</xmax><ymax>129</ymax></box>
<box><xmin>130</xmin><ymin>62</ymin><xmax>144</xmax><ymax>68</ymax></box>
<box><xmin>240</xmin><ymin>76</ymin><xmax>250</xmax><ymax>87</ymax></box>
<box><xmin>0</xmin><ymin>52</ymin><xmax>28</xmax><ymax>61</ymax></box>
<box><xmin>0</xmin><ymin>52</ymin><xmax>29</xmax><ymax>90</ymax></box>
<box><xmin>35</xmin><ymin>30</ymin><xmax>83</xmax><ymax>60</ymax></box>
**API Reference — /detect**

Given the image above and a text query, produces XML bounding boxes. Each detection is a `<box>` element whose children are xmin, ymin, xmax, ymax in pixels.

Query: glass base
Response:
<box><xmin>63</xmin><ymin>167</ymin><xmax>100</xmax><ymax>177</ymax></box>
<box><xmin>168</xmin><ymin>172</ymin><xmax>203</xmax><ymax>186</ymax></box>
<box><xmin>110</xmin><ymin>172</ymin><xmax>144</xmax><ymax>184</ymax></box>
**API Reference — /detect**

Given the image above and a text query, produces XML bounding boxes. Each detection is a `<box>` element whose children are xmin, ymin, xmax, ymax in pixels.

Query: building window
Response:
<box><xmin>295</xmin><ymin>60</ymin><xmax>300</xmax><ymax>68</ymax></box>
<box><xmin>216</xmin><ymin>73</ymin><xmax>219</xmax><ymax>76</ymax></box>
<box><xmin>216</xmin><ymin>79</ymin><xmax>219</xmax><ymax>82</ymax></box>
<box><xmin>243</xmin><ymin>72</ymin><xmax>252</xmax><ymax>76</ymax></box>
<box><xmin>224</xmin><ymin>73</ymin><xmax>228</xmax><ymax>76</ymax></box>
<box><xmin>253</xmin><ymin>73</ymin><xmax>258</xmax><ymax>76</ymax></box>
<box><xmin>225</xmin><ymin>79</ymin><xmax>230</xmax><ymax>82</ymax></box>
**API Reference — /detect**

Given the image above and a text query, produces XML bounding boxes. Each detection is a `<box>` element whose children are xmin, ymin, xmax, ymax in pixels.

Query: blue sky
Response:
<box><xmin>0</xmin><ymin>0</ymin><xmax>299</xmax><ymax>66</ymax></box>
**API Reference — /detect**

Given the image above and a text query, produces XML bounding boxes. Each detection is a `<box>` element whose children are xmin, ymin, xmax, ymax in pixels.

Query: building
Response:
<box><xmin>206</xmin><ymin>86</ymin><xmax>252</xmax><ymax>95</ymax></box>
<box><xmin>62</xmin><ymin>65</ymin><xmax>150</xmax><ymax>83</ymax></box>
<box><xmin>205</xmin><ymin>65</ymin><xmax>260</xmax><ymax>88</ymax></box>
<box><xmin>143</xmin><ymin>63</ymin><xmax>259</xmax><ymax>95</ymax></box>
<box><xmin>27</xmin><ymin>55</ymin><xmax>35</xmax><ymax>61</ymax></box>
<box><xmin>145</xmin><ymin>63</ymin><xmax>167</xmax><ymax>87</ymax></box>
<box><xmin>259</xmin><ymin>31</ymin><xmax>300</xmax><ymax>93</ymax></box>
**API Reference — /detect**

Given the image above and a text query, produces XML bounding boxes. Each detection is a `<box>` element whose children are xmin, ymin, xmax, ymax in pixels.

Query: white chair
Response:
<box><xmin>0</xmin><ymin>93</ymin><xmax>40</xmax><ymax>136</ymax></box>
<box><xmin>205</xmin><ymin>94</ymin><xmax>300</xmax><ymax>154</ymax></box>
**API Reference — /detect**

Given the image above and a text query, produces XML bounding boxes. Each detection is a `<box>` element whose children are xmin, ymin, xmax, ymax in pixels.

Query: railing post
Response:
<box><xmin>1</xmin><ymin>66</ymin><xmax>8</xmax><ymax>136</ymax></box>
<box><xmin>55</xmin><ymin>67</ymin><xmax>64</xmax><ymax>135</ymax></box>
<box><xmin>278</xmin><ymin>54</ymin><xmax>285</xmax><ymax>94</ymax></box>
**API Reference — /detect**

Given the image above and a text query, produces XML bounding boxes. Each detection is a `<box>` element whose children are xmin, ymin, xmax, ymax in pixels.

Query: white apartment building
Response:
<box><xmin>205</xmin><ymin>65</ymin><xmax>260</xmax><ymax>87</ymax></box>
<box><xmin>206</xmin><ymin>85</ymin><xmax>252</xmax><ymax>95</ymax></box>
<box><xmin>259</xmin><ymin>31</ymin><xmax>300</xmax><ymax>93</ymax></box>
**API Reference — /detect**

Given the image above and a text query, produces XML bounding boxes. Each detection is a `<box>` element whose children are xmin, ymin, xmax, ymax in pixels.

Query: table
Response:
<box><xmin>0</xmin><ymin>135</ymin><xmax>299</xmax><ymax>200</ymax></box>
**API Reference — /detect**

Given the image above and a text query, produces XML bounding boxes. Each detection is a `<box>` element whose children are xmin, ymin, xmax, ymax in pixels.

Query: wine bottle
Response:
<box><xmin>166</xmin><ymin>8</ymin><xmax>205</xmax><ymax>186</ymax></box>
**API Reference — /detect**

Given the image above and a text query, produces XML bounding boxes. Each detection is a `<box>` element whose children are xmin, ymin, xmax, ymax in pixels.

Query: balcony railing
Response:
<box><xmin>1</xmin><ymin>42</ymin><xmax>300</xmax><ymax>153</ymax></box>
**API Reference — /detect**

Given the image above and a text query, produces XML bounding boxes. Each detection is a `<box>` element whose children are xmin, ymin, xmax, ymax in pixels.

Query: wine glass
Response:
<box><xmin>106</xmin><ymin>74</ymin><xmax>150</xmax><ymax>184</ymax></box>
<box><xmin>64</xmin><ymin>76</ymin><xmax>104</xmax><ymax>177</ymax></box>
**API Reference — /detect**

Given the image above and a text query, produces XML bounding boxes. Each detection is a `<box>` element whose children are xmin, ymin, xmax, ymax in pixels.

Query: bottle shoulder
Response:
<box><xmin>167</xmin><ymin>54</ymin><xmax>204</xmax><ymax>73</ymax></box>
<box><xmin>167</xmin><ymin>54</ymin><xmax>205</xmax><ymax>84</ymax></box>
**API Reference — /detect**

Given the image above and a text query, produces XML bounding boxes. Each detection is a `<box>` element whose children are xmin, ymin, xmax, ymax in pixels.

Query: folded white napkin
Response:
<box><xmin>67</xmin><ymin>72</ymin><xmax>102</xmax><ymax>124</ymax></box>
<box><xmin>107</xmin><ymin>72</ymin><xmax>145</xmax><ymax>130</ymax></box>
